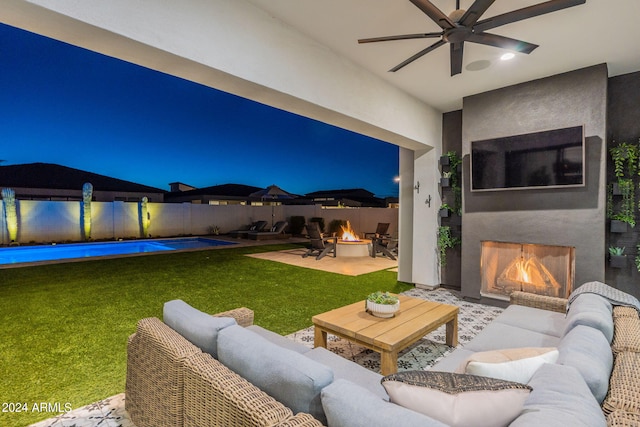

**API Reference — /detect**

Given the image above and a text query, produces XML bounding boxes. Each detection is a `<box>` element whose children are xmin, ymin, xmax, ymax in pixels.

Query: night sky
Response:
<box><xmin>0</xmin><ymin>23</ymin><xmax>400</xmax><ymax>197</ymax></box>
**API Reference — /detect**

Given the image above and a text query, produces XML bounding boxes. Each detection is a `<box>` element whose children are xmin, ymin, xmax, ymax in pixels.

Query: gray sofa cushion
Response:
<box><xmin>563</xmin><ymin>293</ymin><xmax>614</xmax><ymax>343</ymax></box>
<box><xmin>217</xmin><ymin>325</ymin><xmax>333</xmax><ymax>424</ymax></box>
<box><xmin>557</xmin><ymin>325</ymin><xmax>613</xmax><ymax>403</ymax></box>
<box><xmin>321</xmin><ymin>379</ymin><xmax>448</xmax><ymax>427</ymax></box>
<box><xmin>509</xmin><ymin>363</ymin><xmax>606</xmax><ymax>427</ymax></box>
<box><xmin>494</xmin><ymin>304</ymin><xmax>567</xmax><ymax>337</ymax></box>
<box><xmin>304</xmin><ymin>347</ymin><xmax>387</xmax><ymax>400</ymax></box>
<box><xmin>163</xmin><ymin>299</ymin><xmax>236</xmax><ymax>358</ymax></box>
<box><xmin>464</xmin><ymin>322</ymin><xmax>561</xmax><ymax>353</ymax></box>
<box><xmin>246</xmin><ymin>325</ymin><xmax>311</xmax><ymax>354</ymax></box>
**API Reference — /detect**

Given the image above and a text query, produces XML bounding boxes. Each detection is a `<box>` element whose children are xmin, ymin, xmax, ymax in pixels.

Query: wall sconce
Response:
<box><xmin>414</xmin><ymin>181</ymin><xmax>420</xmax><ymax>193</ymax></box>
<box><xmin>425</xmin><ymin>195</ymin><xmax>432</xmax><ymax>207</ymax></box>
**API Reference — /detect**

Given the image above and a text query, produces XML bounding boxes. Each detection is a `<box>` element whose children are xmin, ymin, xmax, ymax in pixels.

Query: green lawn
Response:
<box><xmin>0</xmin><ymin>243</ymin><xmax>411</xmax><ymax>426</ymax></box>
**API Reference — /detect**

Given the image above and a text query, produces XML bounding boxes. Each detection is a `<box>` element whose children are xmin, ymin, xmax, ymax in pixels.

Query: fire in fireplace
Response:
<box><xmin>340</xmin><ymin>221</ymin><xmax>360</xmax><ymax>242</ymax></box>
<box><xmin>481</xmin><ymin>241</ymin><xmax>574</xmax><ymax>300</ymax></box>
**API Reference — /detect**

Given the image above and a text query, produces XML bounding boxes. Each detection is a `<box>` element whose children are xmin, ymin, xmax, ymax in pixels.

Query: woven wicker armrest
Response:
<box><xmin>212</xmin><ymin>307</ymin><xmax>254</xmax><ymax>327</ymax></box>
<box><xmin>277</xmin><ymin>413</ymin><xmax>326</xmax><ymax>426</ymax></box>
<box><xmin>510</xmin><ymin>291</ymin><xmax>567</xmax><ymax>313</ymax></box>
<box><xmin>183</xmin><ymin>352</ymin><xmax>297</xmax><ymax>427</ymax></box>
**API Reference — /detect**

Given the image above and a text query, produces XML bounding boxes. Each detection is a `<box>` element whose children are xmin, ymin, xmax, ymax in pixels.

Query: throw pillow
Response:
<box><xmin>457</xmin><ymin>347</ymin><xmax>558</xmax><ymax>383</ymax></box>
<box><xmin>381</xmin><ymin>371</ymin><xmax>532</xmax><ymax>427</ymax></box>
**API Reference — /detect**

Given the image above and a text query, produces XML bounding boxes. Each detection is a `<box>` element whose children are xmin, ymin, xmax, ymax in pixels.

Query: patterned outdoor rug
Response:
<box><xmin>28</xmin><ymin>288</ymin><xmax>503</xmax><ymax>427</ymax></box>
<box><xmin>287</xmin><ymin>287</ymin><xmax>504</xmax><ymax>372</ymax></box>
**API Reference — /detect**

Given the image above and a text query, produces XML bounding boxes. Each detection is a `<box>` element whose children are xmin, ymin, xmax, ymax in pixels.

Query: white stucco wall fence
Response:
<box><xmin>0</xmin><ymin>200</ymin><xmax>397</xmax><ymax>244</ymax></box>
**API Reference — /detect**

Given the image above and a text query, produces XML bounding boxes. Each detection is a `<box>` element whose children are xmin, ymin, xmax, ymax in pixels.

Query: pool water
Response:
<box><xmin>0</xmin><ymin>238</ymin><xmax>236</xmax><ymax>266</ymax></box>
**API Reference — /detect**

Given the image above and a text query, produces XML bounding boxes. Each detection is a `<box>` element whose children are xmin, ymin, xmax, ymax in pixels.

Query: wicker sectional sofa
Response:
<box><xmin>126</xmin><ymin>283</ymin><xmax>640</xmax><ymax>427</ymax></box>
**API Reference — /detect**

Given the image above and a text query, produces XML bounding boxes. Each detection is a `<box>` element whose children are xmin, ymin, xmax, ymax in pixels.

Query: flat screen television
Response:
<box><xmin>470</xmin><ymin>125</ymin><xmax>585</xmax><ymax>191</ymax></box>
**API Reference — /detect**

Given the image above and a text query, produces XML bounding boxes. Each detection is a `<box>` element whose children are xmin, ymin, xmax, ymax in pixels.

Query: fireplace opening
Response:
<box><xmin>480</xmin><ymin>241</ymin><xmax>574</xmax><ymax>300</ymax></box>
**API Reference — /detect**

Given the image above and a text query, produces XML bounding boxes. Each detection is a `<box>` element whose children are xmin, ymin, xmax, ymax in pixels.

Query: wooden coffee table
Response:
<box><xmin>312</xmin><ymin>294</ymin><xmax>458</xmax><ymax>375</ymax></box>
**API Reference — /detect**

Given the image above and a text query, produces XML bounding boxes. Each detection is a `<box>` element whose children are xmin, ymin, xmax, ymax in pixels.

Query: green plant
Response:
<box><xmin>2</xmin><ymin>187</ymin><xmax>18</xmax><ymax>244</ymax></box>
<box><xmin>444</xmin><ymin>151</ymin><xmax>463</xmax><ymax>215</ymax></box>
<box><xmin>440</xmin><ymin>204</ymin><xmax>453</xmax><ymax>214</ymax></box>
<box><xmin>609</xmin><ymin>246</ymin><xmax>625</xmax><ymax>256</ymax></box>
<box><xmin>289</xmin><ymin>216</ymin><xmax>306</xmax><ymax>235</ymax></box>
<box><xmin>612</xmin><ymin>178</ymin><xmax>635</xmax><ymax>227</ymax></box>
<box><xmin>82</xmin><ymin>182</ymin><xmax>93</xmax><ymax>240</ymax></box>
<box><xmin>366</xmin><ymin>291</ymin><xmax>399</xmax><ymax>305</ymax></box>
<box><xmin>610</xmin><ymin>142</ymin><xmax>639</xmax><ymax>178</ymax></box>
<box><xmin>636</xmin><ymin>244</ymin><xmax>640</xmax><ymax>272</ymax></box>
<box><xmin>437</xmin><ymin>226</ymin><xmax>461</xmax><ymax>267</ymax></box>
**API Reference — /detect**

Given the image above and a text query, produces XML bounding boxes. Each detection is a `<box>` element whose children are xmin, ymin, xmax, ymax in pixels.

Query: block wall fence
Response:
<box><xmin>0</xmin><ymin>200</ymin><xmax>398</xmax><ymax>245</ymax></box>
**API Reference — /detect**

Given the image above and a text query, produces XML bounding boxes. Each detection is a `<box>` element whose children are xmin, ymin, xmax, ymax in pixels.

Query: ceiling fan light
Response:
<box><xmin>501</xmin><ymin>52</ymin><xmax>515</xmax><ymax>61</ymax></box>
<box><xmin>448</xmin><ymin>8</ymin><xmax>466</xmax><ymax>22</ymax></box>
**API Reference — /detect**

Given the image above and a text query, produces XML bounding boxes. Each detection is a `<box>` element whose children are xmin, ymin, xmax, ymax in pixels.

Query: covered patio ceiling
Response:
<box><xmin>248</xmin><ymin>0</ymin><xmax>640</xmax><ymax>112</ymax></box>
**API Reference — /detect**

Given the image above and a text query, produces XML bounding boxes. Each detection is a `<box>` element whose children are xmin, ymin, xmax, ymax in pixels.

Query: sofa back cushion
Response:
<box><xmin>509</xmin><ymin>363</ymin><xmax>606</xmax><ymax>427</ymax></box>
<box><xmin>163</xmin><ymin>299</ymin><xmax>236</xmax><ymax>359</ymax></box>
<box><xmin>557</xmin><ymin>324</ymin><xmax>613</xmax><ymax>403</ymax></box>
<box><xmin>563</xmin><ymin>293</ymin><xmax>614</xmax><ymax>342</ymax></box>
<box><xmin>217</xmin><ymin>325</ymin><xmax>333</xmax><ymax>423</ymax></box>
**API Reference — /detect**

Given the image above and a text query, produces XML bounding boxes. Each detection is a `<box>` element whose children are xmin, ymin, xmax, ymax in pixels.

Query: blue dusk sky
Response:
<box><xmin>0</xmin><ymin>23</ymin><xmax>400</xmax><ymax>197</ymax></box>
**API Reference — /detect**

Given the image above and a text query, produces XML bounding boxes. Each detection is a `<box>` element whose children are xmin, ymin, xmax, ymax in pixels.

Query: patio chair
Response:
<box><xmin>371</xmin><ymin>235</ymin><xmax>398</xmax><ymax>260</ymax></box>
<box><xmin>228</xmin><ymin>220</ymin><xmax>268</xmax><ymax>238</ymax></box>
<box><xmin>364</xmin><ymin>222</ymin><xmax>390</xmax><ymax>239</ymax></box>
<box><xmin>302</xmin><ymin>222</ymin><xmax>337</xmax><ymax>260</ymax></box>
<box><xmin>247</xmin><ymin>221</ymin><xmax>290</xmax><ymax>240</ymax></box>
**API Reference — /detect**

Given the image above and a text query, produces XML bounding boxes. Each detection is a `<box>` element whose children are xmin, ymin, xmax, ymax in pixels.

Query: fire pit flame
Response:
<box><xmin>340</xmin><ymin>221</ymin><xmax>360</xmax><ymax>242</ymax></box>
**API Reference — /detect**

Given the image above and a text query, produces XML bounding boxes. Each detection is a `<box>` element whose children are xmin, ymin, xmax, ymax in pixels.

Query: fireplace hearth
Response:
<box><xmin>480</xmin><ymin>241</ymin><xmax>575</xmax><ymax>300</ymax></box>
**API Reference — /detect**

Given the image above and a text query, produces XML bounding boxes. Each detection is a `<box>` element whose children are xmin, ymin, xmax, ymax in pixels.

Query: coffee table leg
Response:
<box><xmin>380</xmin><ymin>351</ymin><xmax>398</xmax><ymax>376</ymax></box>
<box><xmin>446</xmin><ymin>315</ymin><xmax>458</xmax><ymax>347</ymax></box>
<box><xmin>314</xmin><ymin>326</ymin><xmax>328</xmax><ymax>348</ymax></box>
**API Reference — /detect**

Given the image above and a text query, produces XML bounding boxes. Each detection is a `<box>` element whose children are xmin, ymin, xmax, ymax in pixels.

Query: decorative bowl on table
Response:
<box><xmin>365</xmin><ymin>291</ymin><xmax>400</xmax><ymax>318</ymax></box>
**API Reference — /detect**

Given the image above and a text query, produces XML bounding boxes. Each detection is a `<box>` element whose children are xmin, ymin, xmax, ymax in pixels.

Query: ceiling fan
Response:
<box><xmin>358</xmin><ymin>0</ymin><xmax>586</xmax><ymax>76</ymax></box>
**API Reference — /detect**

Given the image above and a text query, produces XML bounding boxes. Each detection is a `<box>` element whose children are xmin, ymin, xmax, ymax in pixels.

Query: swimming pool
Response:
<box><xmin>0</xmin><ymin>238</ymin><xmax>236</xmax><ymax>266</ymax></box>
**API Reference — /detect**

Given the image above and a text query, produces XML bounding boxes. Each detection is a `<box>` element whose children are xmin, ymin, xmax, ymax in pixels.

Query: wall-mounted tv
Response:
<box><xmin>471</xmin><ymin>125</ymin><xmax>585</xmax><ymax>192</ymax></box>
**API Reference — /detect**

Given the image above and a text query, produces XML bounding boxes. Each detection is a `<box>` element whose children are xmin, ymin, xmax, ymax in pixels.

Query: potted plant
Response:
<box><xmin>365</xmin><ymin>291</ymin><xmax>400</xmax><ymax>318</ymax></box>
<box><xmin>440</xmin><ymin>171</ymin><xmax>452</xmax><ymax>187</ymax></box>
<box><xmin>439</xmin><ymin>204</ymin><xmax>453</xmax><ymax>217</ymax></box>
<box><xmin>609</xmin><ymin>247</ymin><xmax>627</xmax><ymax>269</ymax></box>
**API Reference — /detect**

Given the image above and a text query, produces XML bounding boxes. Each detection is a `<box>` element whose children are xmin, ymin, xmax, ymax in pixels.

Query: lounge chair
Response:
<box><xmin>228</xmin><ymin>220</ymin><xmax>268</xmax><ymax>238</ymax></box>
<box><xmin>364</xmin><ymin>222</ymin><xmax>390</xmax><ymax>239</ymax></box>
<box><xmin>371</xmin><ymin>235</ymin><xmax>398</xmax><ymax>260</ymax></box>
<box><xmin>247</xmin><ymin>221</ymin><xmax>290</xmax><ymax>240</ymax></box>
<box><xmin>302</xmin><ymin>222</ymin><xmax>337</xmax><ymax>260</ymax></box>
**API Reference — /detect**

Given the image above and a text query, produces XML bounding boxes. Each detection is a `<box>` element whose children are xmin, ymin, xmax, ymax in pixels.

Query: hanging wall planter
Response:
<box><xmin>610</xmin><ymin>255</ymin><xmax>627</xmax><ymax>269</ymax></box>
<box><xmin>611</xmin><ymin>220</ymin><xmax>628</xmax><ymax>233</ymax></box>
<box><xmin>440</xmin><ymin>176</ymin><xmax>451</xmax><ymax>187</ymax></box>
<box><xmin>439</xmin><ymin>155</ymin><xmax>450</xmax><ymax>166</ymax></box>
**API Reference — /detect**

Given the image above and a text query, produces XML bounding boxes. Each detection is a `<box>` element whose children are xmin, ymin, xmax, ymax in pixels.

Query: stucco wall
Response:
<box><xmin>461</xmin><ymin>64</ymin><xmax>608</xmax><ymax>300</ymax></box>
<box><xmin>0</xmin><ymin>200</ymin><xmax>398</xmax><ymax>244</ymax></box>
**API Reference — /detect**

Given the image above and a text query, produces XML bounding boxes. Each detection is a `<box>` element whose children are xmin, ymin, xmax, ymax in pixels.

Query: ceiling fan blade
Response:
<box><xmin>389</xmin><ymin>39</ymin><xmax>446</xmax><ymax>72</ymax></box>
<box><xmin>467</xmin><ymin>32</ymin><xmax>538</xmax><ymax>54</ymax></box>
<box><xmin>358</xmin><ymin>32</ymin><xmax>443</xmax><ymax>44</ymax></box>
<box><xmin>450</xmin><ymin>42</ymin><xmax>464</xmax><ymax>76</ymax></box>
<box><xmin>474</xmin><ymin>0</ymin><xmax>586</xmax><ymax>32</ymax></box>
<box><xmin>459</xmin><ymin>0</ymin><xmax>496</xmax><ymax>27</ymax></box>
<box><xmin>409</xmin><ymin>0</ymin><xmax>456</xmax><ymax>29</ymax></box>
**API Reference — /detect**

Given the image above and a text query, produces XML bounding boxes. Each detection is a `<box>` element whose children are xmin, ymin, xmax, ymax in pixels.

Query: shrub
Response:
<box><xmin>289</xmin><ymin>216</ymin><xmax>306</xmax><ymax>235</ymax></box>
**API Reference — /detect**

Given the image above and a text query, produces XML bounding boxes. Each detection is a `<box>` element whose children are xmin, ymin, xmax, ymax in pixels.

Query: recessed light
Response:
<box><xmin>500</xmin><ymin>53</ymin><xmax>515</xmax><ymax>61</ymax></box>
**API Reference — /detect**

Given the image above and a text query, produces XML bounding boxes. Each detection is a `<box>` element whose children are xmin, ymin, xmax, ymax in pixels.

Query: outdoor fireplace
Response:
<box><xmin>335</xmin><ymin>221</ymin><xmax>371</xmax><ymax>257</ymax></box>
<box><xmin>480</xmin><ymin>241</ymin><xmax>574</xmax><ymax>300</ymax></box>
